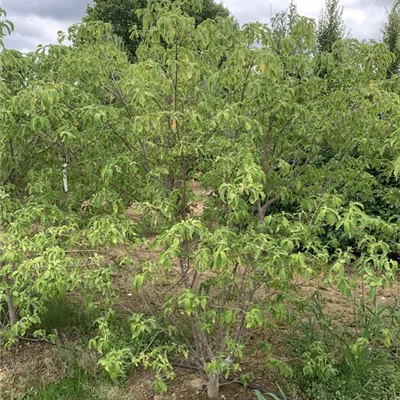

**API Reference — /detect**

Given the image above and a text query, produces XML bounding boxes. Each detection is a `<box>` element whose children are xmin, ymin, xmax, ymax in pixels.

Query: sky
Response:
<box><xmin>1</xmin><ymin>0</ymin><xmax>394</xmax><ymax>53</ymax></box>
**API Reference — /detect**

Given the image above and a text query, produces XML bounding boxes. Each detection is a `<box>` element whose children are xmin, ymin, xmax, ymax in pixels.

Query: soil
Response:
<box><xmin>0</xmin><ymin>341</ymin><xmax>67</xmax><ymax>398</ymax></box>
<box><xmin>1</xmin><ymin>224</ymin><xmax>399</xmax><ymax>399</ymax></box>
<box><xmin>125</xmin><ymin>368</ymin><xmax>260</xmax><ymax>400</ymax></box>
<box><xmin>0</xmin><ymin>341</ymin><xmax>284</xmax><ymax>399</ymax></box>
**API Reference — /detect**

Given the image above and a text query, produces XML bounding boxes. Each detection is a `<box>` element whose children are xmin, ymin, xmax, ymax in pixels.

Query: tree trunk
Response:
<box><xmin>206</xmin><ymin>372</ymin><xmax>220</xmax><ymax>399</ymax></box>
<box><xmin>4</xmin><ymin>274</ymin><xmax>18</xmax><ymax>326</ymax></box>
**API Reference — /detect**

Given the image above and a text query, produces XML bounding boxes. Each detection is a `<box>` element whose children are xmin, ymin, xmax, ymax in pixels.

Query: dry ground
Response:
<box><xmin>2</xmin><ymin>192</ymin><xmax>399</xmax><ymax>399</ymax></box>
<box><xmin>2</xmin><ymin>255</ymin><xmax>399</xmax><ymax>400</ymax></box>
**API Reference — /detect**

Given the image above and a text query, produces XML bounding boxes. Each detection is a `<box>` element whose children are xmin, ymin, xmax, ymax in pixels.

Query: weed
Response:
<box><xmin>20</xmin><ymin>368</ymin><xmax>97</xmax><ymax>400</ymax></box>
<box><xmin>288</xmin><ymin>292</ymin><xmax>400</xmax><ymax>400</ymax></box>
<box><xmin>254</xmin><ymin>385</ymin><xmax>289</xmax><ymax>400</ymax></box>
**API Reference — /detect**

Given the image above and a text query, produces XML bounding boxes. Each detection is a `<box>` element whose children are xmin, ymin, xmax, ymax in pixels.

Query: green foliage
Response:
<box><xmin>1</xmin><ymin>0</ymin><xmax>400</xmax><ymax>398</ymax></box>
<box><xmin>22</xmin><ymin>368</ymin><xmax>98</xmax><ymax>400</ymax></box>
<box><xmin>270</xmin><ymin>1</ymin><xmax>314</xmax><ymax>56</ymax></box>
<box><xmin>0</xmin><ymin>8</ymin><xmax>13</xmax><ymax>49</ymax></box>
<box><xmin>289</xmin><ymin>294</ymin><xmax>400</xmax><ymax>399</ymax></box>
<box><xmin>316</xmin><ymin>0</ymin><xmax>345</xmax><ymax>53</ymax></box>
<box><xmin>85</xmin><ymin>0</ymin><xmax>232</xmax><ymax>60</ymax></box>
<box><xmin>382</xmin><ymin>1</ymin><xmax>400</xmax><ymax>77</ymax></box>
<box><xmin>304</xmin><ymin>365</ymin><xmax>400</xmax><ymax>400</ymax></box>
<box><xmin>86</xmin><ymin>312</ymin><xmax>176</xmax><ymax>390</ymax></box>
<box><xmin>301</xmin><ymin>341</ymin><xmax>338</xmax><ymax>382</ymax></box>
<box><xmin>38</xmin><ymin>295</ymin><xmax>100</xmax><ymax>337</ymax></box>
<box><xmin>254</xmin><ymin>387</ymin><xmax>289</xmax><ymax>400</ymax></box>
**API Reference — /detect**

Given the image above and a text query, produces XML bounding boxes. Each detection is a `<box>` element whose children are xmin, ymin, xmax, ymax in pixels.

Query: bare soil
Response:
<box><xmin>1</xmin><ymin>233</ymin><xmax>399</xmax><ymax>399</ymax></box>
<box><xmin>0</xmin><ymin>341</ymin><xmax>67</xmax><ymax>398</ymax></box>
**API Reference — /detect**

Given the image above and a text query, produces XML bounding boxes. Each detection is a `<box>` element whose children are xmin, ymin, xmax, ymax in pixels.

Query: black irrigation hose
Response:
<box><xmin>170</xmin><ymin>362</ymin><xmax>293</xmax><ymax>400</ymax></box>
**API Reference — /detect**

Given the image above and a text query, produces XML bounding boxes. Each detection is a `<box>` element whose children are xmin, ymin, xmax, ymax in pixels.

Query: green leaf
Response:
<box><xmin>133</xmin><ymin>275</ymin><xmax>144</xmax><ymax>292</ymax></box>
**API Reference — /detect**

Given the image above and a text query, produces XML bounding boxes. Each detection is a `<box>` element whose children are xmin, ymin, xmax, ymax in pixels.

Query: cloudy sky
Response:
<box><xmin>2</xmin><ymin>0</ymin><xmax>393</xmax><ymax>53</ymax></box>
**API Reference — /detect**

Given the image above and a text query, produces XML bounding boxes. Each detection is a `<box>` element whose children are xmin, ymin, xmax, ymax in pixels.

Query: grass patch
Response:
<box><xmin>22</xmin><ymin>368</ymin><xmax>97</xmax><ymax>400</ymax></box>
<box><xmin>287</xmin><ymin>292</ymin><xmax>400</xmax><ymax>400</ymax></box>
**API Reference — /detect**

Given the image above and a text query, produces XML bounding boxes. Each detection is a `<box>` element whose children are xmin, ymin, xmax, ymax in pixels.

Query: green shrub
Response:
<box><xmin>288</xmin><ymin>292</ymin><xmax>400</xmax><ymax>400</ymax></box>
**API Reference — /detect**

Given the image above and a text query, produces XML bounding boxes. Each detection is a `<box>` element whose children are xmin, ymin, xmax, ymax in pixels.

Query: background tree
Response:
<box><xmin>382</xmin><ymin>1</ymin><xmax>400</xmax><ymax>77</ymax></box>
<box><xmin>270</xmin><ymin>0</ymin><xmax>302</xmax><ymax>54</ymax></box>
<box><xmin>316</xmin><ymin>0</ymin><xmax>345</xmax><ymax>52</ymax></box>
<box><xmin>84</xmin><ymin>0</ymin><xmax>232</xmax><ymax>60</ymax></box>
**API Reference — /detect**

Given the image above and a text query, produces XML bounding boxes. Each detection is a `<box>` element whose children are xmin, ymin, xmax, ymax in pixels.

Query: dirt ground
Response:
<box><xmin>125</xmin><ymin>368</ymin><xmax>263</xmax><ymax>400</ymax></box>
<box><xmin>1</xmin><ymin>220</ymin><xmax>399</xmax><ymax>400</ymax></box>
<box><xmin>0</xmin><ymin>341</ymin><xmax>286</xmax><ymax>399</ymax></box>
<box><xmin>0</xmin><ymin>341</ymin><xmax>66</xmax><ymax>398</ymax></box>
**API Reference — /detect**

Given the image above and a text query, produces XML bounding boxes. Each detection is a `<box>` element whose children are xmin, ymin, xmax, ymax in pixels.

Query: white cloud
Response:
<box><xmin>297</xmin><ymin>0</ymin><xmax>325</xmax><ymax>17</ymax></box>
<box><xmin>222</xmin><ymin>0</ymin><xmax>388</xmax><ymax>41</ymax></box>
<box><xmin>2</xmin><ymin>0</ymin><xmax>392</xmax><ymax>52</ymax></box>
<box><xmin>3</xmin><ymin>14</ymin><xmax>73</xmax><ymax>52</ymax></box>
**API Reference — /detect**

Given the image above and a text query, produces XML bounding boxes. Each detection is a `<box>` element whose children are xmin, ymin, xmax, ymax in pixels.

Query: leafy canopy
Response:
<box><xmin>84</xmin><ymin>0</ymin><xmax>232</xmax><ymax>60</ymax></box>
<box><xmin>1</xmin><ymin>0</ymin><xmax>400</xmax><ymax>398</ymax></box>
<box><xmin>382</xmin><ymin>1</ymin><xmax>400</xmax><ymax>77</ymax></box>
<box><xmin>316</xmin><ymin>0</ymin><xmax>346</xmax><ymax>53</ymax></box>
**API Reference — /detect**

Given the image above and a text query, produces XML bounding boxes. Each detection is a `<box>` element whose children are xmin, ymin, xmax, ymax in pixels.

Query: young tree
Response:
<box><xmin>316</xmin><ymin>0</ymin><xmax>345</xmax><ymax>52</ymax></box>
<box><xmin>82</xmin><ymin>2</ymin><xmax>398</xmax><ymax>398</ymax></box>
<box><xmin>84</xmin><ymin>0</ymin><xmax>232</xmax><ymax>60</ymax></box>
<box><xmin>1</xmin><ymin>1</ymin><xmax>400</xmax><ymax>399</ymax></box>
<box><xmin>382</xmin><ymin>1</ymin><xmax>400</xmax><ymax>77</ymax></box>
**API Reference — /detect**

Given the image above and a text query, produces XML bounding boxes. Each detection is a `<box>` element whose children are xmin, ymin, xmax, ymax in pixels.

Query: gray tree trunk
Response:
<box><xmin>4</xmin><ymin>273</ymin><xmax>18</xmax><ymax>326</ymax></box>
<box><xmin>206</xmin><ymin>373</ymin><xmax>220</xmax><ymax>399</ymax></box>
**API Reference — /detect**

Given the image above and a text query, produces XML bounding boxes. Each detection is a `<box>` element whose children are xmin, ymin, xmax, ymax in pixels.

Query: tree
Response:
<box><xmin>382</xmin><ymin>1</ymin><xmax>400</xmax><ymax>77</ymax></box>
<box><xmin>270</xmin><ymin>1</ymin><xmax>316</xmax><ymax>57</ymax></box>
<box><xmin>89</xmin><ymin>8</ymin><xmax>399</xmax><ymax>393</ymax></box>
<box><xmin>316</xmin><ymin>0</ymin><xmax>345</xmax><ymax>52</ymax></box>
<box><xmin>84</xmin><ymin>0</ymin><xmax>232</xmax><ymax>60</ymax></box>
<box><xmin>270</xmin><ymin>0</ymin><xmax>300</xmax><ymax>51</ymax></box>
<box><xmin>1</xmin><ymin>1</ymin><xmax>400</xmax><ymax>398</ymax></box>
